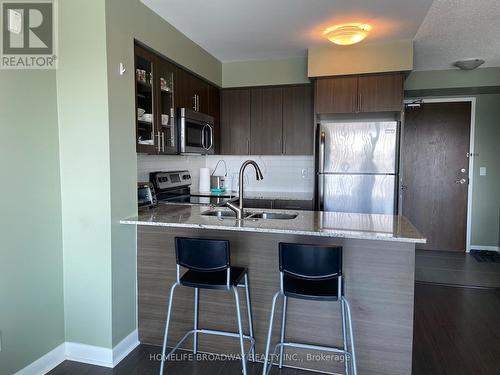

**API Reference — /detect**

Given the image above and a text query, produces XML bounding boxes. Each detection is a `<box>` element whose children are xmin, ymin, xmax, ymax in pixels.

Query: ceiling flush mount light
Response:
<box><xmin>454</xmin><ymin>58</ymin><xmax>485</xmax><ymax>70</ymax></box>
<box><xmin>323</xmin><ymin>23</ymin><xmax>371</xmax><ymax>46</ymax></box>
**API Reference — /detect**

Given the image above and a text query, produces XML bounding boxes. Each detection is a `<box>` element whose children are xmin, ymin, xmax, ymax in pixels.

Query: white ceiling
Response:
<box><xmin>414</xmin><ymin>0</ymin><xmax>500</xmax><ymax>70</ymax></box>
<box><xmin>142</xmin><ymin>0</ymin><xmax>433</xmax><ymax>62</ymax></box>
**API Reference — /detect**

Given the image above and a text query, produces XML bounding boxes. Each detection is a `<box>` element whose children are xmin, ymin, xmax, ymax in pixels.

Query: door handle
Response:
<box><xmin>207</xmin><ymin>125</ymin><xmax>214</xmax><ymax>150</ymax></box>
<box><xmin>455</xmin><ymin>178</ymin><xmax>467</xmax><ymax>185</ymax></box>
<box><xmin>400</xmin><ymin>184</ymin><xmax>407</xmax><ymax>191</ymax></box>
<box><xmin>319</xmin><ymin>131</ymin><xmax>325</xmax><ymax>173</ymax></box>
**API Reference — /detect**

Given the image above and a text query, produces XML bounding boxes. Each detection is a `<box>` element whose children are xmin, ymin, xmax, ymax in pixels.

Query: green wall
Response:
<box><xmin>104</xmin><ymin>0</ymin><xmax>223</xmax><ymax>346</ymax></box>
<box><xmin>405</xmin><ymin>68</ymin><xmax>500</xmax><ymax>248</ymax></box>
<box><xmin>0</xmin><ymin>71</ymin><xmax>65</xmax><ymax>373</ymax></box>
<box><xmin>57</xmin><ymin>0</ymin><xmax>113</xmax><ymax>347</ymax></box>
<box><xmin>222</xmin><ymin>56</ymin><xmax>309</xmax><ymax>87</ymax></box>
<box><xmin>406</xmin><ymin>67</ymin><xmax>500</xmax><ymax>90</ymax></box>
<box><xmin>470</xmin><ymin>95</ymin><xmax>500</xmax><ymax>247</ymax></box>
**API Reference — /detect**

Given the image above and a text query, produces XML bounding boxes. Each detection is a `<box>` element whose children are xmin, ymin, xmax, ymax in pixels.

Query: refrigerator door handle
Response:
<box><xmin>319</xmin><ymin>131</ymin><xmax>326</xmax><ymax>173</ymax></box>
<box><xmin>318</xmin><ymin>174</ymin><xmax>325</xmax><ymax>211</ymax></box>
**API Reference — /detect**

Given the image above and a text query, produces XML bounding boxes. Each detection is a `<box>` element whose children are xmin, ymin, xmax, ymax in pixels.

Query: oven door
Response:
<box><xmin>180</xmin><ymin>116</ymin><xmax>214</xmax><ymax>154</ymax></box>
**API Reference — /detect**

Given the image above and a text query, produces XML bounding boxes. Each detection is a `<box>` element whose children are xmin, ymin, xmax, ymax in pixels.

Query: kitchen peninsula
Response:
<box><xmin>121</xmin><ymin>204</ymin><xmax>425</xmax><ymax>375</ymax></box>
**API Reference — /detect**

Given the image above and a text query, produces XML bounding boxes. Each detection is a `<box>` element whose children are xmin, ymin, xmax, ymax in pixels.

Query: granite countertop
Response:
<box><xmin>121</xmin><ymin>204</ymin><xmax>426</xmax><ymax>244</ymax></box>
<box><xmin>190</xmin><ymin>190</ymin><xmax>314</xmax><ymax>201</ymax></box>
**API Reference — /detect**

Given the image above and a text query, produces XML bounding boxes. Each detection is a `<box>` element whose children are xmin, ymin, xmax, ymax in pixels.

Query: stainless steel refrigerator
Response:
<box><xmin>316</xmin><ymin>121</ymin><xmax>399</xmax><ymax>215</ymax></box>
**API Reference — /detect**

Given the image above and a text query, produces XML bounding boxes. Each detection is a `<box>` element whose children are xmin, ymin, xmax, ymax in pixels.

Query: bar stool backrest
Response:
<box><xmin>175</xmin><ymin>237</ymin><xmax>230</xmax><ymax>272</ymax></box>
<box><xmin>279</xmin><ymin>243</ymin><xmax>342</xmax><ymax>280</ymax></box>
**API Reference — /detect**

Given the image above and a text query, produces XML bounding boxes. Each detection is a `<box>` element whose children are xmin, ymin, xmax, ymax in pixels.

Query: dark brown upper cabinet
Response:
<box><xmin>135</xmin><ymin>42</ymin><xmax>221</xmax><ymax>154</ymax></box>
<box><xmin>314</xmin><ymin>72</ymin><xmax>403</xmax><ymax>114</ymax></box>
<box><xmin>220</xmin><ymin>84</ymin><xmax>313</xmax><ymax>156</ymax></box>
<box><xmin>357</xmin><ymin>73</ymin><xmax>403</xmax><ymax>112</ymax></box>
<box><xmin>282</xmin><ymin>85</ymin><xmax>314</xmax><ymax>155</ymax></box>
<box><xmin>156</xmin><ymin>58</ymin><xmax>177</xmax><ymax>154</ymax></box>
<box><xmin>315</xmin><ymin>76</ymin><xmax>358</xmax><ymax>114</ymax></box>
<box><xmin>250</xmin><ymin>87</ymin><xmax>283</xmax><ymax>155</ymax></box>
<box><xmin>175</xmin><ymin>67</ymin><xmax>209</xmax><ymax>113</ymax></box>
<box><xmin>208</xmin><ymin>84</ymin><xmax>221</xmax><ymax>153</ymax></box>
<box><xmin>135</xmin><ymin>45</ymin><xmax>159</xmax><ymax>154</ymax></box>
<box><xmin>220</xmin><ymin>89</ymin><xmax>251</xmax><ymax>155</ymax></box>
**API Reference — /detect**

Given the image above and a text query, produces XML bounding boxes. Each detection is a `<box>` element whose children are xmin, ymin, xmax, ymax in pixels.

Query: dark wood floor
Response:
<box><xmin>415</xmin><ymin>250</ymin><xmax>500</xmax><ymax>288</ymax></box>
<box><xmin>49</xmin><ymin>283</ymin><xmax>500</xmax><ymax>375</ymax></box>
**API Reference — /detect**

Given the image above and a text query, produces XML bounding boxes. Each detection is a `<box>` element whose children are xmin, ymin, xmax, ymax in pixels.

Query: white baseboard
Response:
<box><xmin>113</xmin><ymin>329</ymin><xmax>140</xmax><ymax>366</ymax></box>
<box><xmin>65</xmin><ymin>341</ymin><xmax>113</xmax><ymax>368</ymax></box>
<box><xmin>470</xmin><ymin>245</ymin><xmax>500</xmax><ymax>252</ymax></box>
<box><xmin>14</xmin><ymin>343</ymin><xmax>66</xmax><ymax>375</ymax></box>
<box><xmin>14</xmin><ymin>329</ymin><xmax>139</xmax><ymax>374</ymax></box>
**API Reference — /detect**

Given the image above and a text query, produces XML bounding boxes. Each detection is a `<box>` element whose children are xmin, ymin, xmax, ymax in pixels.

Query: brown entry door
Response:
<box><xmin>402</xmin><ymin>102</ymin><xmax>471</xmax><ymax>251</ymax></box>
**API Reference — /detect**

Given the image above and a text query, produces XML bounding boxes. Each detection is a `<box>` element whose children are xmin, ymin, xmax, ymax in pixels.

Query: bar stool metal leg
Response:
<box><xmin>243</xmin><ymin>274</ymin><xmax>255</xmax><ymax>361</ymax></box>
<box><xmin>343</xmin><ymin>297</ymin><xmax>357</xmax><ymax>375</ymax></box>
<box><xmin>262</xmin><ymin>291</ymin><xmax>281</xmax><ymax>375</ymax></box>
<box><xmin>193</xmin><ymin>288</ymin><xmax>199</xmax><ymax>354</ymax></box>
<box><xmin>232</xmin><ymin>286</ymin><xmax>248</xmax><ymax>375</ymax></box>
<box><xmin>279</xmin><ymin>296</ymin><xmax>288</xmax><ymax>369</ymax></box>
<box><xmin>160</xmin><ymin>282</ymin><xmax>179</xmax><ymax>375</ymax></box>
<box><xmin>341</xmin><ymin>298</ymin><xmax>349</xmax><ymax>375</ymax></box>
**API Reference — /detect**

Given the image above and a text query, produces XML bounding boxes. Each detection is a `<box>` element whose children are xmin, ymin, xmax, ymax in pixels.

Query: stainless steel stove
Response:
<box><xmin>150</xmin><ymin>170</ymin><xmax>231</xmax><ymax>205</ymax></box>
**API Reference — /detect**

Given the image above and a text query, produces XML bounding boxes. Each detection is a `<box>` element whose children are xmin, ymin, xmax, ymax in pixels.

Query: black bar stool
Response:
<box><xmin>262</xmin><ymin>243</ymin><xmax>357</xmax><ymax>375</ymax></box>
<box><xmin>159</xmin><ymin>237</ymin><xmax>255</xmax><ymax>375</ymax></box>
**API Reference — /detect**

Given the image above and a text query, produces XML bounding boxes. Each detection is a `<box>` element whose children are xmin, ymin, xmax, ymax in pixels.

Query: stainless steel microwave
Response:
<box><xmin>178</xmin><ymin>108</ymin><xmax>214</xmax><ymax>155</ymax></box>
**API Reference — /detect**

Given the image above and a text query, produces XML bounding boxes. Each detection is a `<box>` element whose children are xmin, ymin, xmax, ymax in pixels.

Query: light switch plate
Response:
<box><xmin>8</xmin><ymin>9</ymin><xmax>22</xmax><ymax>34</ymax></box>
<box><xmin>480</xmin><ymin>167</ymin><xmax>487</xmax><ymax>176</ymax></box>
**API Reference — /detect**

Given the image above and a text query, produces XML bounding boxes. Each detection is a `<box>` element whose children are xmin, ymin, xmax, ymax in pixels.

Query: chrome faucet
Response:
<box><xmin>226</xmin><ymin>160</ymin><xmax>264</xmax><ymax>220</ymax></box>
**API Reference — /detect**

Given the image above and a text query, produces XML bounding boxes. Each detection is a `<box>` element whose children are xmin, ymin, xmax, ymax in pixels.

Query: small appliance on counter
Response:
<box><xmin>137</xmin><ymin>182</ymin><xmax>157</xmax><ymax>209</ymax></box>
<box><xmin>150</xmin><ymin>170</ymin><xmax>231</xmax><ymax>205</ymax></box>
<box><xmin>210</xmin><ymin>159</ymin><xmax>228</xmax><ymax>193</ymax></box>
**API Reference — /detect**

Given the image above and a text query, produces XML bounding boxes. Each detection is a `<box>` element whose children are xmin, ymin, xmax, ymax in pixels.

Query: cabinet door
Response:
<box><xmin>358</xmin><ymin>73</ymin><xmax>403</xmax><ymax>112</ymax></box>
<box><xmin>195</xmin><ymin>78</ymin><xmax>209</xmax><ymax>113</ymax></box>
<box><xmin>156</xmin><ymin>57</ymin><xmax>177</xmax><ymax>154</ymax></box>
<box><xmin>315</xmin><ymin>76</ymin><xmax>358</xmax><ymax>114</ymax></box>
<box><xmin>208</xmin><ymin>84</ymin><xmax>220</xmax><ymax>153</ymax></box>
<box><xmin>274</xmin><ymin>199</ymin><xmax>313</xmax><ymax>211</ymax></box>
<box><xmin>220</xmin><ymin>89</ymin><xmax>251</xmax><ymax>155</ymax></box>
<box><xmin>283</xmin><ymin>85</ymin><xmax>313</xmax><ymax>155</ymax></box>
<box><xmin>250</xmin><ymin>87</ymin><xmax>283</xmax><ymax>155</ymax></box>
<box><xmin>174</xmin><ymin>67</ymin><xmax>197</xmax><ymax>111</ymax></box>
<box><xmin>135</xmin><ymin>45</ymin><xmax>159</xmax><ymax>154</ymax></box>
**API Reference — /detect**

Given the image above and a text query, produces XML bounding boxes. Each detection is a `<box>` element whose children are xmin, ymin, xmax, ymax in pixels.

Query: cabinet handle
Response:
<box><xmin>192</xmin><ymin>95</ymin><xmax>197</xmax><ymax>111</ymax></box>
<box><xmin>197</xmin><ymin>94</ymin><xmax>200</xmax><ymax>111</ymax></box>
<box><xmin>161</xmin><ymin>132</ymin><xmax>165</xmax><ymax>152</ymax></box>
<box><xmin>358</xmin><ymin>93</ymin><xmax>362</xmax><ymax>112</ymax></box>
<box><xmin>156</xmin><ymin>131</ymin><xmax>161</xmax><ymax>152</ymax></box>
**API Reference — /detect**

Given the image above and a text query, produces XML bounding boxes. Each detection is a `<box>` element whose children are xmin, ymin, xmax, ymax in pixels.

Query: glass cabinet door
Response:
<box><xmin>135</xmin><ymin>45</ymin><xmax>157</xmax><ymax>154</ymax></box>
<box><xmin>157</xmin><ymin>59</ymin><xmax>177</xmax><ymax>154</ymax></box>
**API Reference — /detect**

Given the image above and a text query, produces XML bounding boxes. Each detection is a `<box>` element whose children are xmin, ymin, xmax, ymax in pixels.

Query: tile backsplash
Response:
<box><xmin>137</xmin><ymin>154</ymin><xmax>315</xmax><ymax>193</ymax></box>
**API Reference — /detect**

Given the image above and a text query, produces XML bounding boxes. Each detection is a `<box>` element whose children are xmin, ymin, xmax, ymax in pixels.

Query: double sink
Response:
<box><xmin>201</xmin><ymin>210</ymin><xmax>297</xmax><ymax>220</ymax></box>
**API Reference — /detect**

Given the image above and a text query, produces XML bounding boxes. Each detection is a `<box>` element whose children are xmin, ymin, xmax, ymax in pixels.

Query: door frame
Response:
<box><xmin>401</xmin><ymin>97</ymin><xmax>476</xmax><ymax>252</ymax></box>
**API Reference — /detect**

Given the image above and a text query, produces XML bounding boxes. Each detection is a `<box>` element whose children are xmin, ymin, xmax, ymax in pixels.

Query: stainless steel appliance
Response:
<box><xmin>137</xmin><ymin>182</ymin><xmax>157</xmax><ymax>209</ymax></box>
<box><xmin>150</xmin><ymin>170</ymin><xmax>230</xmax><ymax>205</ymax></box>
<box><xmin>316</xmin><ymin>121</ymin><xmax>399</xmax><ymax>214</ymax></box>
<box><xmin>178</xmin><ymin>108</ymin><xmax>214</xmax><ymax>155</ymax></box>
